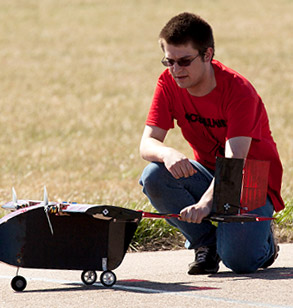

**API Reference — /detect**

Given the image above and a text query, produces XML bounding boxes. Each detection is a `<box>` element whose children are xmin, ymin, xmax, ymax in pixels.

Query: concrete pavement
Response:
<box><xmin>1</xmin><ymin>243</ymin><xmax>292</xmax><ymax>308</ymax></box>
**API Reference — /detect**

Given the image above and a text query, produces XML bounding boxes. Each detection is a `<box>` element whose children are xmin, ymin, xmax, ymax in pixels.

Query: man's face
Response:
<box><xmin>162</xmin><ymin>41</ymin><xmax>210</xmax><ymax>95</ymax></box>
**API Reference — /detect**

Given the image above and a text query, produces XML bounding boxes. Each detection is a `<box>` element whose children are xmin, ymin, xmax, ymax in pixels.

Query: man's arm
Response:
<box><xmin>140</xmin><ymin>125</ymin><xmax>196</xmax><ymax>179</ymax></box>
<box><xmin>180</xmin><ymin>136</ymin><xmax>252</xmax><ymax>223</ymax></box>
<box><xmin>225</xmin><ymin>136</ymin><xmax>252</xmax><ymax>159</ymax></box>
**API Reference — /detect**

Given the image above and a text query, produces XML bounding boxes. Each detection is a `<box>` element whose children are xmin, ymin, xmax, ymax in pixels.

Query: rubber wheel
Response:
<box><xmin>100</xmin><ymin>270</ymin><xmax>116</xmax><ymax>287</ymax></box>
<box><xmin>81</xmin><ymin>270</ymin><xmax>97</xmax><ymax>285</ymax></box>
<box><xmin>11</xmin><ymin>276</ymin><xmax>27</xmax><ymax>292</ymax></box>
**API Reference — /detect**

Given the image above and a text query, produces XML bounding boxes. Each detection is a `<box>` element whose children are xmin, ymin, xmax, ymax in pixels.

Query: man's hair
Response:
<box><xmin>159</xmin><ymin>12</ymin><xmax>215</xmax><ymax>60</ymax></box>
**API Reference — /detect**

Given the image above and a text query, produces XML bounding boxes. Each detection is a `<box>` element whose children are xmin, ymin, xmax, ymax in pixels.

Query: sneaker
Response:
<box><xmin>188</xmin><ymin>245</ymin><xmax>221</xmax><ymax>275</ymax></box>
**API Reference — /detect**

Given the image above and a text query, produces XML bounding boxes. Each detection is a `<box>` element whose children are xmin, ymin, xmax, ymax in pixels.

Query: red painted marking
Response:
<box><xmin>121</xmin><ymin>279</ymin><xmax>145</xmax><ymax>283</ymax></box>
<box><xmin>280</xmin><ymin>273</ymin><xmax>293</xmax><ymax>277</ymax></box>
<box><xmin>187</xmin><ymin>286</ymin><xmax>220</xmax><ymax>290</ymax></box>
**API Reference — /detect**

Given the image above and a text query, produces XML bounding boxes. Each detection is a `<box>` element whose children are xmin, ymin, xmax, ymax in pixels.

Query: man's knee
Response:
<box><xmin>220</xmin><ymin>252</ymin><xmax>259</xmax><ymax>274</ymax></box>
<box><xmin>139</xmin><ymin>162</ymin><xmax>167</xmax><ymax>196</ymax></box>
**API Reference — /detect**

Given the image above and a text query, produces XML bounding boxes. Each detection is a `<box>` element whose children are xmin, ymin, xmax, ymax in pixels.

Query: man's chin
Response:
<box><xmin>175</xmin><ymin>80</ymin><xmax>188</xmax><ymax>89</ymax></box>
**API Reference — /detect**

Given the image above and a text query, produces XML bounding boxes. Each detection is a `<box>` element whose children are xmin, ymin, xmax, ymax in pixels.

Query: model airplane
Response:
<box><xmin>0</xmin><ymin>158</ymin><xmax>273</xmax><ymax>292</ymax></box>
<box><xmin>0</xmin><ymin>188</ymin><xmax>142</xmax><ymax>291</ymax></box>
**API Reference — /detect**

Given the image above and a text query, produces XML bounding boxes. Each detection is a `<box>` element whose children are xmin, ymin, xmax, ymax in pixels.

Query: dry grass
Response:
<box><xmin>0</xmin><ymin>0</ymin><xmax>292</xmax><ymax>219</ymax></box>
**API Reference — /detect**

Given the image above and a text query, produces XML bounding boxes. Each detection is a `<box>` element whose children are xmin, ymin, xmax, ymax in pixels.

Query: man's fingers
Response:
<box><xmin>180</xmin><ymin>206</ymin><xmax>203</xmax><ymax>224</ymax></box>
<box><xmin>170</xmin><ymin>162</ymin><xmax>197</xmax><ymax>179</ymax></box>
<box><xmin>182</xmin><ymin>164</ymin><xmax>197</xmax><ymax>178</ymax></box>
<box><xmin>188</xmin><ymin>166</ymin><xmax>197</xmax><ymax>177</ymax></box>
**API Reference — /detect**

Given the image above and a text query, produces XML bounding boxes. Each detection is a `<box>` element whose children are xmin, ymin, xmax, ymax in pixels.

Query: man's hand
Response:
<box><xmin>162</xmin><ymin>148</ymin><xmax>197</xmax><ymax>179</ymax></box>
<box><xmin>140</xmin><ymin>125</ymin><xmax>196</xmax><ymax>179</ymax></box>
<box><xmin>180</xmin><ymin>179</ymin><xmax>214</xmax><ymax>223</ymax></box>
<box><xmin>180</xmin><ymin>200</ymin><xmax>212</xmax><ymax>223</ymax></box>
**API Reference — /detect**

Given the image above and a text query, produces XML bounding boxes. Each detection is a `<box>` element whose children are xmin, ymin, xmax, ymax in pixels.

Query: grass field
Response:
<box><xmin>0</xmin><ymin>0</ymin><xmax>292</xmax><ymax>244</ymax></box>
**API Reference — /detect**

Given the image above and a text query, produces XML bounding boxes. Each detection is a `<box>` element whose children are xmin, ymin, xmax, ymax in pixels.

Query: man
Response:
<box><xmin>139</xmin><ymin>12</ymin><xmax>284</xmax><ymax>274</ymax></box>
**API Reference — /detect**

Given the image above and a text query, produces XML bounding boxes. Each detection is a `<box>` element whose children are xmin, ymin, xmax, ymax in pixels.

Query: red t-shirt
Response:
<box><xmin>146</xmin><ymin>59</ymin><xmax>284</xmax><ymax>212</ymax></box>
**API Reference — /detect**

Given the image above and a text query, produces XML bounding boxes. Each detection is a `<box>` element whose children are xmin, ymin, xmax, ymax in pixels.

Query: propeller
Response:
<box><xmin>42</xmin><ymin>186</ymin><xmax>54</xmax><ymax>236</ymax></box>
<box><xmin>12</xmin><ymin>187</ymin><xmax>18</xmax><ymax>205</ymax></box>
<box><xmin>9</xmin><ymin>187</ymin><xmax>28</xmax><ymax>209</ymax></box>
<box><xmin>43</xmin><ymin>186</ymin><xmax>49</xmax><ymax>207</ymax></box>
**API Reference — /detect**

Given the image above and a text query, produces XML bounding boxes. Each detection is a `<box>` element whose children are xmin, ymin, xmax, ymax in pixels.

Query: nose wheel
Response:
<box><xmin>11</xmin><ymin>275</ymin><xmax>27</xmax><ymax>292</ymax></box>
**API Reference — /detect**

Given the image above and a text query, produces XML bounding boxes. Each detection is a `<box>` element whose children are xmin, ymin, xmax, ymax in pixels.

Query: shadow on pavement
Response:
<box><xmin>19</xmin><ymin>279</ymin><xmax>220</xmax><ymax>294</ymax></box>
<box><xmin>209</xmin><ymin>267</ymin><xmax>293</xmax><ymax>280</ymax></box>
<box><xmin>115</xmin><ymin>279</ymin><xmax>220</xmax><ymax>293</ymax></box>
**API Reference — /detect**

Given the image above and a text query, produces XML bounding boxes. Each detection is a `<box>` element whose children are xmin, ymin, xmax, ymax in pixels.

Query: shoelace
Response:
<box><xmin>196</xmin><ymin>247</ymin><xmax>210</xmax><ymax>263</ymax></box>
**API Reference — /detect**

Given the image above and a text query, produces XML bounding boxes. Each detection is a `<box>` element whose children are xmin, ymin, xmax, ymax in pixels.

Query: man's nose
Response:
<box><xmin>172</xmin><ymin>62</ymin><xmax>183</xmax><ymax>73</ymax></box>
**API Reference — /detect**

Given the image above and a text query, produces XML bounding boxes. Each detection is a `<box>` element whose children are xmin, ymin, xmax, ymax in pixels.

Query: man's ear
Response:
<box><xmin>204</xmin><ymin>47</ymin><xmax>214</xmax><ymax>62</ymax></box>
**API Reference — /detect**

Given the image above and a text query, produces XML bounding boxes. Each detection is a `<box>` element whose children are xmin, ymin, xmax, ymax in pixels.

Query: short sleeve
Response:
<box><xmin>225</xmin><ymin>81</ymin><xmax>263</xmax><ymax>141</ymax></box>
<box><xmin>145</xmin><ymin>72</ymin><xmax>175</xmax><ymax>130</ymax></box>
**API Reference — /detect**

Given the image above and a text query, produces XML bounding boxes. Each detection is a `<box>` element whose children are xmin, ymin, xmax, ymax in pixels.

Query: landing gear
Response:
<box><xmin>81</xmin><ymin>270</ymin><xmax>97</xmax><ymax>285</ymax></box>
<box><xmin>100</xmin><ymin>270</ymin><xmax>116</xmax><ymax>287</ymax></box>
<box><xmin>81</xmin><ymin>270</ymin><xmax>116</xmax><ymax>287</ymax></box>
<box><xmin>11</xmin><ymin>275</ymin><xmax>27</xmax><ymax>292</ymax></box>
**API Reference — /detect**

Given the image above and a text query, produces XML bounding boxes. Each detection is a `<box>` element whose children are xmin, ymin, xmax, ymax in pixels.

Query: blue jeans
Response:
<box><xmin>139</xmin><ymin>161</ymin><xmax>275</xmax><ymax>273</ymax></box>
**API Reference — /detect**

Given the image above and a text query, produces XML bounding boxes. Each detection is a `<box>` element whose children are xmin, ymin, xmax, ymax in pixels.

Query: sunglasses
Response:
<box><xmin>161</xmin><ymin>54</ymin><xmax>200</xmax><ymax>67</ymax></box>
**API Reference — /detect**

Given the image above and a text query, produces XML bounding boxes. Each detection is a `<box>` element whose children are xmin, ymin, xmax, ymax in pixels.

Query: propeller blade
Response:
<box><xmin>42</xmin><ymin>186</ymin><xmax>54</xmax><ymax>235</ymax></box>
<box><xmin>12</xmin><ymin>187</ymin><xmax>18</xmax><ymax>204</ymax></box>
<box><xmin>45</xmin><ymin>210</ymin><xmax>54</xmax><ymax>235</ymax></box>
<box><xmin>43</xmin><ymin>186</ymin><xmax>48</xmax><ymax>206</ymax></box>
